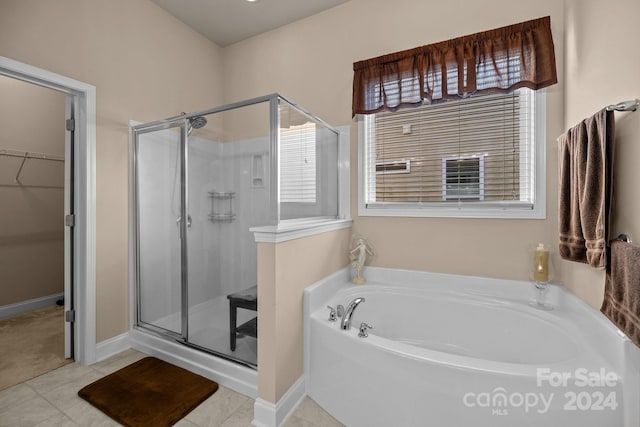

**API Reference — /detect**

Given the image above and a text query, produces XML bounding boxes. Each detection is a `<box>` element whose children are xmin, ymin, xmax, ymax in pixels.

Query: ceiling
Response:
<box><xmin>151</xmin><ymin>0</ymin><xmax>351</xmax><ymax>47</ymax></box>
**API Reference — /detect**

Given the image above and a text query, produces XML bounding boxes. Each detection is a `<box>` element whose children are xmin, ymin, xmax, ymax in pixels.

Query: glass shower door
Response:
<box><xmin>135</xmin><ymin>122</ymin><xmax>187</xmax><ymax>338</ymax></box>
<box><xmin>183</xmin><ymin>103</ymin><xmax>268</xmax><ymax>368</ymax></box>
<box><xmin>184</xmin><ymin>132</ymin><xmax>219</xmax><ymax>351</ymax></box>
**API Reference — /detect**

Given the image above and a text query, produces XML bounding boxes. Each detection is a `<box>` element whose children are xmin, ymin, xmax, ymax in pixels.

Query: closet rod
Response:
<box><xmin>605</xmin><ymin>99</ymin><xmax>639</xmax><ymax>112</ymax></box>
<box><xmin>0</xmin><ymin>148</ymin><xmax>64</xmax><ymax>162</ymax></box>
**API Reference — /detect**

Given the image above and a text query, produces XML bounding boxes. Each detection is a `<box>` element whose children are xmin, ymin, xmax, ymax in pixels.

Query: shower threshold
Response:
<box><xmin>129</xmin><ymin>327</ymin><xmax>258</xmax><ymax>398</ymax></box>
<box><xmin>136</xmin><ymin>295</ymin><xmax>257</xmax><ymax>369</ymax></box>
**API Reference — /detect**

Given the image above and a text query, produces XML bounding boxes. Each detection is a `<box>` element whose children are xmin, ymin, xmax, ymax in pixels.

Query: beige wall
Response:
<box><xmin>257</xmin><ymin>228</ymin><xmax>351</xmax><ymax>403</ymax></box>
<box><xmin>220</xmin><ymin>2</ymin><xmax>564</xmax><ymax>403</ymax></box>
<box><xmin>0</xmin><ymin>75</ymin><xmax>66</xmax><ymax>306</ymax></box>
<box><xmin>235</xmin><ymin>0</ymin><xmax>640</xmax><ymax>402</ymax></box>
<box><xmin>561</xmin><ymin>0</ymin><xmax>640</xmax><ymax>307</ymax></box>
<box><xmin>223</xmin><ymin>1</ymin><xmax>564</xmax><ymax>282</ymax></box>
<box><xmin>0</xmin><ymin>0</ymin><xmax>224</xmax><ymax>341</ymax></box>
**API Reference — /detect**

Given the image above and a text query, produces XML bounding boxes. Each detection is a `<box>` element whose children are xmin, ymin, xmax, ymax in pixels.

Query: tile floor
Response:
<box><xmin>0</xmin><ymin>348</ymin><xmax>344</xmax><ymax>427</ymax></box>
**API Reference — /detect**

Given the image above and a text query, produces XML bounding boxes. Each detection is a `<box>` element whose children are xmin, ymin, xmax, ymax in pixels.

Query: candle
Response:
<box><xmin>533</xmin><ymin>243</ymin><xmax>549</xmax><ymax>283</ymax></box>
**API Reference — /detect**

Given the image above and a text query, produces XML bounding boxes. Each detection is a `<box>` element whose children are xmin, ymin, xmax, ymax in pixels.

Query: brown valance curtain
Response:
<box><xmin>352</xmin><ymin>16</ymin><xmax>557</xmax><ymax>116</ymax></box>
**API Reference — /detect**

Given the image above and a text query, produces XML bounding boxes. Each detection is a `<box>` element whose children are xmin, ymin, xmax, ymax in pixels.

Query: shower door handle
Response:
<box><xmin>176</xmin><ymin>215</ymin><xmax>192</xmax><ymax>237</ymax></box>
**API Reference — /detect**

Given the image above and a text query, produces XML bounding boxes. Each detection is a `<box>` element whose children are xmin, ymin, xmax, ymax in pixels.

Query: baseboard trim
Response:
<box><xmin>0</xmin><ymin>293</ymin><xmax>64</xmax><ymax>319</ymax></box>
<box><xmin>94</xmin><ymin>331</ymin><xmax>131</xmax><ymax>362</ymax></box>
<box><xmin>252</xmin><ymin>376</ymin><xmax>305</xmax><ymax>427</ymax></box>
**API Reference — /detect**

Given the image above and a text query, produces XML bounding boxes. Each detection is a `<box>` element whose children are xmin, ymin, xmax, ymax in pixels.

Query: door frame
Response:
<box><xmin>0</xmin><ymin>56</ymin><xmax>97</xmax><ymax>364</ymax></box>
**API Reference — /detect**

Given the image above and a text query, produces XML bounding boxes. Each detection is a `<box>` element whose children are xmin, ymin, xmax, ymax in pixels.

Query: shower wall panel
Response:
<box><xmin>218</xmin><ymin>137</ymin><xmax>270</xmax><ymax>294</ymax></box>
<box><xmin>184</xmin><ymin>135</ymin><xmax>269</xmax><ymax>306</ymax></box>
<box><xmin>187</xmin><ymin>136</ymin><xmax>223</xmax><ymax>308</ymax></box>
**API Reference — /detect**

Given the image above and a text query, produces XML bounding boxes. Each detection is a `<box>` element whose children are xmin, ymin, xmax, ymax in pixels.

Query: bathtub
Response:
<box><xmin>304</xmin><ymin>267</ymin><xmax>639</xmax><ymax>427</ymax></box>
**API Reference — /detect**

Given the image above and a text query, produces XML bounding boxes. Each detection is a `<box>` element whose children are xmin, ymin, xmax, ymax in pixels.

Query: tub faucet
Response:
<box><xmin>341</xmin><ymin>297</ymin><xmax>365</xmax><ymax>330</ymax></box>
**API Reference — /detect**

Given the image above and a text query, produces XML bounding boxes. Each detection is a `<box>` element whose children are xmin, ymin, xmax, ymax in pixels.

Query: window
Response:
<box><xmin>376</xmin><ymin>160</ymin><xmax>411</xmax><ymax>174</ymax></box>
<box><xmin>359</xmin><ymin>88</ymin><xmax>546</xmax><ymax>218</ymax></box>
<box><xmin>442</xmin><ymin>156</ymin><xmax>484</xmax><ymax>201</ymax></box>
<box><xmin>354</xmin><ymin>18</ymin><xmax>555</xmax><ymax>218</ymax></box>
<box><xmin>280</xmin><ymin>122</ymin><xmax>316</xmax><ymax>203</ymax></box>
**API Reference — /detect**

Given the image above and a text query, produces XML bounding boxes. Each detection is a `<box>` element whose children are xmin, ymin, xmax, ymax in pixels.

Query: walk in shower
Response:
<box><xmin>130</xmin><ymin>94</ymin><xmax>341</xmax><ymax>368</ymax></box>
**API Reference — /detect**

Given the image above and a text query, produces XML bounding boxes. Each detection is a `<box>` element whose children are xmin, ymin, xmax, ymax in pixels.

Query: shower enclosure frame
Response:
<box><xmin>130</xmin><ymin>93</ymin><xmax>343</xmax><ymax>368</ymax></box>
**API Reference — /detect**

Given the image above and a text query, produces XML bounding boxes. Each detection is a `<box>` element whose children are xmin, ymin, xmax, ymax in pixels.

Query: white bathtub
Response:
<box><xmin>304</xmin><ymin>267</ymin><xmax>639</xmax><ymax>427</ymax></box>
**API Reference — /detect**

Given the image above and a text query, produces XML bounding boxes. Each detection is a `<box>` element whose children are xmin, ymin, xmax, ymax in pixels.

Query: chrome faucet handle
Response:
<box><xmin>327</xmin><ymin>305</ymin><xmax>337</xmax><ymax>322</ymax></box>
<box><xmin>358</xmin><ymin>322</ymin><xmax>373</xmax><ymax>338</ymax></box>
<box><xmin>336</xmin><ymin>304</ymin><xmax>344</xmax><ymax>318</ymax></box>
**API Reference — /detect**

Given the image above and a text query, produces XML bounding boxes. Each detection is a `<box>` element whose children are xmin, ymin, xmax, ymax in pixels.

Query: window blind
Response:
<box><xmin>280</xmin><ymin>122</ymin><xmax>317</xmax><ymax>203</ymax></box>
<box><xmin>364</xmin><ymin>89</ymin><xmax>535</xmax><ymax>207</ymax></box>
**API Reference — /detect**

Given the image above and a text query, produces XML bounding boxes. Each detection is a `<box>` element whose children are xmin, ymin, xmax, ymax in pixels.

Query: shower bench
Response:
<box><xmin>227</xmin><ymin>286</ymin><xmax>257</xmax><ymax>351</ymax></box>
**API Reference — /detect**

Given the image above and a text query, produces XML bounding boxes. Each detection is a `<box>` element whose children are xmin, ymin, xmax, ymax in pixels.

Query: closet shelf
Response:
<box><xmin>0</xmin><ymin>148</ymin><xmax>64</xmax><ymax>162</ymax></box>
<box><xmin>1</xmin><ymin>148</ymin><xmax>65</xmax><ymax>184</ymax></box>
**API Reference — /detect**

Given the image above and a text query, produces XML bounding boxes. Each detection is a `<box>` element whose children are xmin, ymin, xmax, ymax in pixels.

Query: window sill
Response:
<box><xmin>359</xmin><ymin>203</ymin><xmax>545</xmax><ymax>219</ymax></box>
<box><xmin>250</xmin><ymin>218</ymin><xmax>353</xmax><ymax>243</ymax></box>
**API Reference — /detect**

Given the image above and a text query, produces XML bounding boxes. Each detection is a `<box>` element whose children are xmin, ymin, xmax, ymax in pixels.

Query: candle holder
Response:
<box><xmin>530</xmin><ymin>281</ymin><xmax>553</xmax><ymax>311</ymax></box>
<box><xmin>529</xmin><ymin>243</ymin><xmax>553</xmax><ymax>310</ymax></box>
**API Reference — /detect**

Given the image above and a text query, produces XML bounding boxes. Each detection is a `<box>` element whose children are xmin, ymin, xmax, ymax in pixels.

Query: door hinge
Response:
<box><xmin>65</xmin><ymin>214</ymin><xmax>75</xmax><ymax>227</ymax></box>
<box><xmin>65</xmin><ymin>310</ymin><xmax>75</xmax><ymax>323</ymax></box>
<box><xmin>66</xmin><ymin>118</ymin><xmax>75</xmax><ymax>132</ymax></box>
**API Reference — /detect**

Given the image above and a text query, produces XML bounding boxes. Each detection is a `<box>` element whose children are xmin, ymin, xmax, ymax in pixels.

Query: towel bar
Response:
<box><xmin>605</xmin><ymin>99</ymin><xmax>639</xmax><ymax>112</ymax></box>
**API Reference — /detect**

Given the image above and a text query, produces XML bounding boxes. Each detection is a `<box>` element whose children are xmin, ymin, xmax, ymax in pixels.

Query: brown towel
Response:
<box><xmin>601</xmin><ymin>240</ymin><xmax>640</xmax><ymax>348</ymax></box>
<box><xmin>558</xmin><ymin>109</ymin><xmax>615</xmax><ymax>269</ymax></box>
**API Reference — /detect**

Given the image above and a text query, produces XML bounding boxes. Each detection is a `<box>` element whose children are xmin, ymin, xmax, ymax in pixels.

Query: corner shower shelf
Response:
<box><xmin>210</xmin><ymin>191</ymin><xmax>236</xmax><ymax>198</ymax></box>
<box><xmin>208</xmin><ymin>213</ymin><xmax>236</xmax><ymax>221</ymax></box>
<box><xmin>208</xmin><ymin>191</ymin><xmax>235</xmax><ymax>222</ymax></box>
